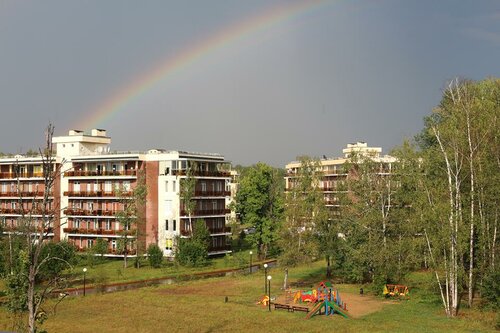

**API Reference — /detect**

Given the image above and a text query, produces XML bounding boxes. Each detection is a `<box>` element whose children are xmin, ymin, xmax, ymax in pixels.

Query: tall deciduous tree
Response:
<box><xmin>2</xmin><ymin>125</ymin><xmax>72</xmax><ymax>333</ymax></box>
<box><xmin>116</xmin><ymin>170</ymin><xmax>147</xmax><ymax>268</ymax></box>
<box><xmin>235</xmin><ymin>163</ymin><xmax>283</xmax><ymax>259</ymax></box>
<box><xmin>417</xmin><ymin>77</ymin><xmax>500</xmax><ymax>316</ymax></box>
<box><xmin>280</xmin><ymin>157</ymin><xmax>326</xmax><ymax>266</ymax></box>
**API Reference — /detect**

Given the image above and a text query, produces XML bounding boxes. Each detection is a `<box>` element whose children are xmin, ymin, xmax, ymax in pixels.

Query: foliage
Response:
<box><xmin>480</xmin><ymin>267</ymin><xmax>500</xmax><ymax>309</ymax></box>
<box><xmin>37</xmin><ymin>241</ymin><xmax>76</xmax><ymax>281</ymax></box>
<box><xmin>175</xmin><ymin>220</ymin><xmax>210</xmax><ymax>267</ymax></box>
<box><xmin>116</xmin><ymin>170</ymin><xmax>148</xmax><ymax>268</ymax></box>
<box><xmin>147</xmin><ymin>244</ymin><xmax>163</xmax><ymax>268</ymax></box>
<box><xmin>279</xmin><ymin>157</ymin><xmax>327</xmax><ymax>266</ymax></box>
<box><xmin>235</xmin><ymin>163</ymin><xmax>283</xmax><ymax>258</ymax></box>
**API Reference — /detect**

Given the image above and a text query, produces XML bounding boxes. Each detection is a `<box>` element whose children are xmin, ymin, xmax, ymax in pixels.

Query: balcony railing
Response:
<box><xmin>64</xmin><ymin>170</ymin><xmax>137</xmax><ymax>177</ymax></box>
<box><xmin>63</xmin><ymin>227</ymin><xmax>134</xmax><ymax>235</ymax></box>
<box><xmin>193</xmin><ymin>190</ymin><xmax>231</xmax><ymax>197</ymax></box>
<box><xmin>74</xmin><ymin>247</ymin><xmax>137</xmax><ymax>255</ymax></box>
<box><xmin>63</xmin><ymin>208</ymin><xmax>129</xmax><ymax>216</ymax></box>
<box><xmin>0</xmin><ymin>172</ymin><xmax>44</xmax><ymax>179</ymax></box>
<box><xmin>0</xmin><ymin>191</ymin><xmax>47</xmax><ymax>197</ymax></box>
<box><xmin>208</xmin><ymin>245</ymin><xmax>232</xmax><ymax>252</ymax></box>
<box><xmin>171</xmin><ymin>170</ymin><xmax>231</xmax><ymax>177</ymax></box>
<box><xmin>63</xmin><ymin>191</ymin><xmax>132</xmax><ymax>197</ymax></box>
<box><xmin>179</xmin><ymin>226</ymin><xmax>231</xmax><ymax>237</ymax></box>
<box><xmin>0</xmin><ymin>208</ymin><xmax>52</xmax><ymax>215</ymax></box>
<box><xmin>179</xmin><ymin>208</ymin><xmax>230</xmax><ymax>216</ymax></box>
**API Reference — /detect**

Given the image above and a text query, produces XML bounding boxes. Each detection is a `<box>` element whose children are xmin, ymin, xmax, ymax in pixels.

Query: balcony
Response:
<box><xmin>63</xmin><ymin>227</ymin><xmax>134</xmax><ymax>236</ymax></box>
<box><xmin>171</xmin><ymin>170</ymin><xmax>231</xmax><ymax>177</ymax></box>
<box><xmin>0</xmin><ymin>191</ymin><xmax>47</xmax><ymax>197</ymax></box>
<box><xmin>208</xmin><ymin>245</ymin><xmax>232</xmax><ymax>253</ymax></box>
<box><xmin>193</xmin><ymin>190</ymin><xmax>231</xmax><ymax>197</ymax></box>
<box><xmin>180</xmin><ymin>208</ymin><xmax>230</xmax><ymax>217</ymax></box>
<box><xmin>0</xmin><ymin>172</ymin><xmax>44</xmax><ymax>179</ymax></box>
<box><xmin>0</xmin><ymin>208</ymin><xmax>50</xmax><ymax>215</ymax></box>
<box><xmin>63</xmin><ymin>208</ymin><xmax>129</xmax><ymax>217</ymax></box>
<box><xmin>64</xmin><ymin>170</ymin><xmax>137</xmax><ymax>177</ymax></box>
<box><xmin>63</xmin><ymin>191</ymin><xmax>132</xmax><ymax>198</ymax></box>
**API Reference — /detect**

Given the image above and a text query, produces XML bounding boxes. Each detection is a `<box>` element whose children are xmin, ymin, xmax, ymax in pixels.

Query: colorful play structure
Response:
<box><xmin>295</xmin><ymin>281</ymin><xmax>349</xmax><ymax>319</ymax></box>
<box><xmin>261</xmin><ymin>281</ymin><xmax>349</xmax><ymax>319</ymax></box>
<box><xmin>383</xmin><ymin>284</ymin><xmax>409</xmax><ymax>298</ymax></box>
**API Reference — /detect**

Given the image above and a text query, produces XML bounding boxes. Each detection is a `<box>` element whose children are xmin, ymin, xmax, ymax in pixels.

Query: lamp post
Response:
<box><xmin>267</xmin><ymin>275</ymin><xmax>272</xmax><ymax>312</ymax></box>
<box><xmin>249</xmin><ymin>251</ymin><xmax>253</xmax><ymax>274</ymax></box>
<box><xmin>263</xmin><ymin>263</ymin><xmax>268</xmax><ymax>294</ymax></box>
<box><xmin>83</xmin><ymin>267</ymin><xmax>87</xmax><ymax>296</ymax></box>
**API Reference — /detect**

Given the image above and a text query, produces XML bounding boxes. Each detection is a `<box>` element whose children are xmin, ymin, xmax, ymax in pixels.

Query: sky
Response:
<box><xmin>0</xmin><ymin>0</ymin><xmax>499</xmax><ymax>167</ymax></box>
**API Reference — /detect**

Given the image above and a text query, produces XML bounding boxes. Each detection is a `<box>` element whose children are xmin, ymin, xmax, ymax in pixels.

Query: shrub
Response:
<box><xmin>147</xmin><ymin>244</ymin><xmax>163</xmax><ymax>268</ymax></box>
<box><xmin>481</xmin><ymin>267</ymin><xmax>500</xmax><ymax>309</ymax></box>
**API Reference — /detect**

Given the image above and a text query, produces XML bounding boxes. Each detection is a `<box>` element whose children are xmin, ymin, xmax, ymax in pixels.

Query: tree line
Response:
<box><xmin>234</xmin><ymin>78</ymin><xmax>499</xmax><ymax>316</ymax></box>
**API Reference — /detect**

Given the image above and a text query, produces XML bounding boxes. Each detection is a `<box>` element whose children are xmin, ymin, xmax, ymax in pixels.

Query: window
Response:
<box><xmin>74</xmin><ymin>219</ymin><xmax>81</xmax><ymax>229</ymax></box>
<box><xmin>87</xmin><ymin>239</ymin><xmax>94</xmax><ymax>248</ymax></box>
<box><xmin>173</xmin><ymin>219</ymin><xmax>177</xmax><ymax>231</ymax></box>
<box><xmin>74</xmin><ymin>181</ymin><xmax>80</xmax><ymax>192</ymax></box>
<box><xmin>105</xmin><ymin>221</ymin><xmax>111</xmax><ymax>230</ymax></box>
<box><xmin>105</xmin><ymin>181</ymin><xmax>112</xmax><ymax>193</ymax></box>
<box><xmin>111</xmin><ymin>240</ymin><xmax>116</xmax><ymax>251</ymax></box>
<box><xmin>172</xmin><ymin>181</ymin><xmax>176</xmax><ymax>192</ymax></box>
<box><xmin>88</xmin><ymin>202</ymin><xmax>94</xmax><ymax>211</ymax></box>
<box><xmin>165</xmin><ymin>181</ymin><xmax>169</xmax><ymax>192</ymax></box>
<box><xmin>93</xmin><ymin>181</ymin><xmax>99</xmax><ymax>192</ymax></box>
<box><xmin>201</xmin><ymin>182</ymin><xmax>206</xmax><ymax>192</ymax></box>
<box><xmin>165</xmin><ymin>220</ymin><xmax>169</xmax><ymax>231</ymax></box>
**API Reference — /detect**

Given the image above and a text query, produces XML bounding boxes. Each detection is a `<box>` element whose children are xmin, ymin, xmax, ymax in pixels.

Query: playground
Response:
<box><xmin>259</xmin><ymin>280</ymin><xmax>391</xmax><ymax>319</ymax></box>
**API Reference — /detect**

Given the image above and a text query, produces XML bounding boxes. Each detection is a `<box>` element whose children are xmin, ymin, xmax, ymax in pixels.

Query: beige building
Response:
<box><xmin>285</xmin><ymin>142</ymin><xmax>396</xmax><ymax>210</ymax></box>
<box><xmin>1</xmin><ymin>129</ymin><xmax>232</xmax><ymax>258</ymax></box>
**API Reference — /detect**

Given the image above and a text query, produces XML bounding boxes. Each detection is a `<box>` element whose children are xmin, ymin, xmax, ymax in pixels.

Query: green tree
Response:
<box><xmin>116</xmin><ymin>170</ymin><xmax>147</xmax><ymax>268</ymax></box>
<box><xmin>280</xmin><ymin>157</ymin><xmax>327</xmax><ymax>266</ymax></box>
<box><xmin>147</xmin><ymin>244</ymin><xmax>164</xmax><ymax>268</ymax></box>
<box><xmin>180</xmin><ymin>162</ymin><xmax>197</xmax><ymax>235</ymax></box>
<box><xmin>175</xmin><ymin>219</ymin><xmax>210</xmax><ymax>267</ymax></box>
<box><xmin>415</xmin><ymin>77</ymin><xmax>500</xmax><ymax>316</ymax></box>
<box><xmin>235</xmin><ymin>163</ymin><xmax>283</xmax><ymax>259</ymax></box>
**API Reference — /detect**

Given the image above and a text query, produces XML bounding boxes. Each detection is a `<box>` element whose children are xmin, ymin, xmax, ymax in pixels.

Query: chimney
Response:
<box><xmin>91</xmin><ymin>129</ymin><xmax>107</xmax><ymax>137</ymax></box>
<box><xmin>69</xmin><ymin>130</ymin><xmax>83</xmax><ymax>136</ymax></box>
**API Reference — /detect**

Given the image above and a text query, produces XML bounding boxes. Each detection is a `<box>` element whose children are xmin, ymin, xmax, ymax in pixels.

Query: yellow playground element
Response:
<box><xmin>257</xmin><ymin>295</ymin><xmax>270</xmax><ymax>306</ymax></box>
<box><xmin>383</xmin><ymin>284</ymin><xmax>409</xmax><ymax>298</ymax></box>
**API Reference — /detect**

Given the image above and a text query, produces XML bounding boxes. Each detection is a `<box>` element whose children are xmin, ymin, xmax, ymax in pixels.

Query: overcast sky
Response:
<box><xmin>1</xmin><ymin>0</ymin><xmax>499</xmax><ymax>166</ymax></box>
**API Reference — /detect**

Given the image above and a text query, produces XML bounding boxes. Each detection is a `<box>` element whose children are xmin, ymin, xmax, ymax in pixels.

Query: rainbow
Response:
<box><xmin>76</xmin><ymin>0</ymin><xmax>330</xmax><ymax>130</ymax></box>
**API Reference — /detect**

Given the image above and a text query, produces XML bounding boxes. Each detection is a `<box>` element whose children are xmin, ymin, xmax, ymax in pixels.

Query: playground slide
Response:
<box><xmin>325</xmin><ymin>300</ymin><xmax>349</xmax><ymax>318</ymax></box>
<box><xmin>304</xmin><ymin>302</ymin><xmax>323</xmax><ymax>320</ymax></box>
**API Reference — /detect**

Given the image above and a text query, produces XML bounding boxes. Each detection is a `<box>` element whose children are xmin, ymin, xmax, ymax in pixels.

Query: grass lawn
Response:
<box><xmin>0</xmin><ymin>260</ymin><xmax>497</xmax><ymax>332</ymax></box>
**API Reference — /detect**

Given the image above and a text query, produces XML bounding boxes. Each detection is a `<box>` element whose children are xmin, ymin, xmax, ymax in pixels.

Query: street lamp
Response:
<box><xmin>263</xmin><ymin>263</ymin><xmax>268</xmax><ymax>294</ymax></box>
<box><xmin>83</xmin><ymin>267</ymin><xmax>87</xmax><ymax>296</ymax></box>
<box><xmin>267</xmin><ymin>275</ymin><xmax>272</xmax><ymax>312</ymax></box>
<box><xmin>249</xmin><ymin>251</ymin><xmax>253</xmax><ymax>274</ymax></box>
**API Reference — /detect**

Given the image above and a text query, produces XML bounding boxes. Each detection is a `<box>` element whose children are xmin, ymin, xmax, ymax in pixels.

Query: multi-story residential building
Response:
<box><xmin>1</xmin><ymin>129</ymin><xmax>232</xmax><ymax>258</ymax></box>
<box><xmin>284</xmin><ymin>142</ymin><xmax>396</xmax><ymax>212</ymax></box>
<box><xmin>0</xmin><ymin>155</ymin><xmax>60</xmax><ymax>239</ymax></box>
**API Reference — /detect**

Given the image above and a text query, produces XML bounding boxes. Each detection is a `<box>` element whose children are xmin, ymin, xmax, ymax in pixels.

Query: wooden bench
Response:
<box><xmin>274</xmin><ymin>303</ymin><xmax>293</xmax><ymax>312</ymax></box>
<box><xmin>292</xmin><ymin>306</ymin><xmax>309</xmax><ymax>313</ymax></box>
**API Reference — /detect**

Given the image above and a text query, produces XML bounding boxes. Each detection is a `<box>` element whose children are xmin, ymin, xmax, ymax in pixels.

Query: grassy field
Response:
<box><xmin>0</xmin><ymin>260</ymin><xmax>497</xmax><ymax>332</ymax></box>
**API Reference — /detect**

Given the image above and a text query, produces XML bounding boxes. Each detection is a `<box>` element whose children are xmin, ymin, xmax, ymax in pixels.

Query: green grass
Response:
<box><xmin>0</xmin><ymin>261</ymin><xmax>497</xmax><ymax>332</ymax></box>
